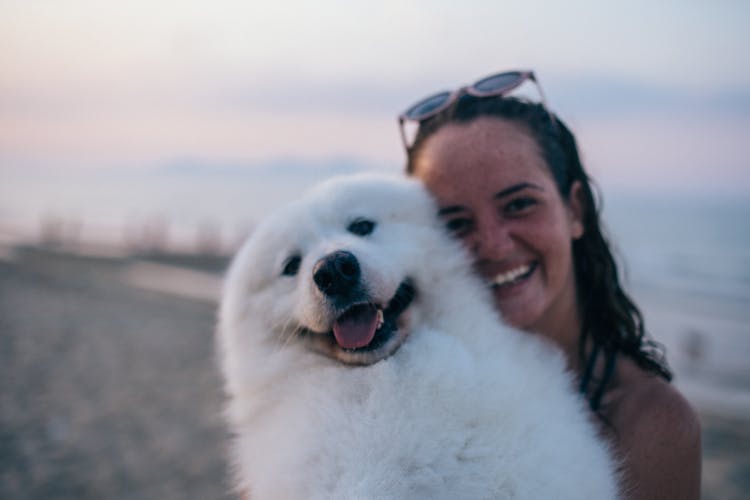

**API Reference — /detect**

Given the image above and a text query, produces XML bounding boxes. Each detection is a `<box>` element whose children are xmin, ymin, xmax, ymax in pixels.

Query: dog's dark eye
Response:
<box><xmin>347</xmin><ymin>218</ymin><xmax>376</xmax><ymax>236</ymax></box>
<box><xmin>281</xmin><ymin>255</ymin><xmax>301</xmax><ymax>276</ymax></box>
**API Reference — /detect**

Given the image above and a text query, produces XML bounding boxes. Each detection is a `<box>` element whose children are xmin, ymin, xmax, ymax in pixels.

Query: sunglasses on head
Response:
<box><xmin>397</xmin><ymin>70</ymin><xmax>551</xmax><ymax>151</ymax></box>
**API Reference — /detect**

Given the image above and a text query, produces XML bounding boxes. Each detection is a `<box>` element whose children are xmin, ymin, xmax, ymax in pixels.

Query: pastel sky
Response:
<box><xmin>1</xmin><ymin>0</ymin><xmax>749</xmax><ymax>193</ymax></box>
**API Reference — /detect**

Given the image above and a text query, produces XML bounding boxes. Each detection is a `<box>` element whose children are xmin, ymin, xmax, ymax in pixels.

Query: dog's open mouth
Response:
<box><xmin>304</xmin><ymin>279</ymin><xmax>416</xmax><ymax>365</ymax></box>
<box><xmin>332</xmin><ymin>303</ymin><xmax>385</xmax><ymax>350</ymax></box>
<box><xmin>333</xmin><ymin>279</ymin><xmax>415</xmax><ymax>351</ymax></box>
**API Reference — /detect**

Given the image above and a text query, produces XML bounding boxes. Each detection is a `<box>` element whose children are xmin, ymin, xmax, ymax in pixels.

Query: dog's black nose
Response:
<box><xmin>313</xmin><ymin>250</ymin><xmax>360</xmax><ymax>297</ymax></box>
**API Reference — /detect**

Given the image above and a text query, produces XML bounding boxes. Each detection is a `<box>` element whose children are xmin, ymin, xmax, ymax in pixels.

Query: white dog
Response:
<box><xmin>217</xmin><ymin>174</ymin><xmax>620</xmax><ymax>499</ymax></box>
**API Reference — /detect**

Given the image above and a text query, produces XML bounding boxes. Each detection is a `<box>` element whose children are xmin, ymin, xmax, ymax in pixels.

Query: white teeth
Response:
<box><xmin>491</xmin><ymin>264</ymin><xmax>531</xmax><ymax>287</ymax></box>
<box><xmin>376</xmin><ymin>309</ymin><xmax>384</xmax><ymax>329</ymax></box>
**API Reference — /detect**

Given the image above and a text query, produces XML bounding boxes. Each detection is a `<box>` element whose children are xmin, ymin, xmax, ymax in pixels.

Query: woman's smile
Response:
<box><xmin>487</xmin><ymin>261</ymin><xmax>537</xmax><ymax>288</ymax></box>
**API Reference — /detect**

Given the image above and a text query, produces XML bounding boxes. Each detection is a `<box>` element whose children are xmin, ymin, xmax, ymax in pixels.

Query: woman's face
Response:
<box><xmin>411</xmin><ymin>117</ymin><xmax>584</xmax><ymax>336</ymax></box>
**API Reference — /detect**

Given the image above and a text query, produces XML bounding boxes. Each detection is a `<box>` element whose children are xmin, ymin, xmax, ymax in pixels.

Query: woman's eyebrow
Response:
<box><xmin>493</xmin><ymin>182</ymin><xmax>544</xmax><ymax>199</ymax></box>
<box><xmin>437</xmin><ymin>205</ymin><xmax>467</xmax><ymax>216</ymax></box>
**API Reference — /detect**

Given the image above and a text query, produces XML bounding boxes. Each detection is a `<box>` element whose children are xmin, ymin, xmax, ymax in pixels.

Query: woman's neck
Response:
<box><xmin>528</xmin><ymin>281</ymin><xmax>583</xmax><ymax>373</ymax></box>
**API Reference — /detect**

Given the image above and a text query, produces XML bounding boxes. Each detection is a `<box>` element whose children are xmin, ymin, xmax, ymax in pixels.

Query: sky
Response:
<box><xmin>1</xmin><ymin>0</ymin><xmax>750</xmax><ymax>194</ymax></box>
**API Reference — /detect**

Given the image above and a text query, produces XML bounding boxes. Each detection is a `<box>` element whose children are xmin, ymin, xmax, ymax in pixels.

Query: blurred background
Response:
<box><xmin>1</xmin><ymin>0</ymin><xmax>748</xmax><ymax>498</ymax></box>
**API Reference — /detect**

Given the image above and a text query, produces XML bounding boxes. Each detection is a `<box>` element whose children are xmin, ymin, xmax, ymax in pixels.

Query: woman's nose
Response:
<box><xmin>470</xmin><ymin>219</ymin><xmax>514</xmax><ymax>260</ymax></box>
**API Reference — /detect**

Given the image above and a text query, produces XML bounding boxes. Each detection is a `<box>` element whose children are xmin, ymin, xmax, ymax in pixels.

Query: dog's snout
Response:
<box><xmin>313</xmin><ymin>250</ymin><xmax>360</xmax><ymax>296</ymax></box>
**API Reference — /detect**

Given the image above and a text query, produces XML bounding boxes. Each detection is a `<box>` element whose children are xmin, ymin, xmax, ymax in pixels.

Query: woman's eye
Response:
<box><xmin>505</xmin><ymin>197</ymin><xmax>537</xmax><ymax>215</ymax></box>
<box><xmin>347</xmin><ymin>218</ymin><xmax>376</xmax><ymax>236</ymax></box>
<box><xmin>281</xmin><ymin>255</ymin><xmax>301</xmax><ymax>276</ymax></box>
<box><xmin>444</xmin><ymin>218</ymin><xmax>472</xmax><ymax>236</ymax></box>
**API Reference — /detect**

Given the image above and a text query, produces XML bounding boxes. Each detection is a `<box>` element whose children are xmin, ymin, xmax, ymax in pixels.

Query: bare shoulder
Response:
<box><xmin>608</xmin><ymin>360</ymin><xmax>702</xmax><ymax>500</ymax></box>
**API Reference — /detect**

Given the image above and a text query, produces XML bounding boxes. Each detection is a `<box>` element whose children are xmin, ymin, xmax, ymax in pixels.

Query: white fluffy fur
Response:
<box><xmin>218</xmin><ymin>174</ymin><xmax>620</xmax><ymax>499</ymax></box>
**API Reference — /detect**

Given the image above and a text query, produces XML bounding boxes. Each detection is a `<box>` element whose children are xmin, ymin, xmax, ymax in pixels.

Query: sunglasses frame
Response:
<box><xmin>397</xmin><ymin>70</ymin><xmax>550</xmax><ymax>152</ymax></box>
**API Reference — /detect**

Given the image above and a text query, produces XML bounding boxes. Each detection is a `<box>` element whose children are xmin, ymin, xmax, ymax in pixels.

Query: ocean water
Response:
<box><xmin>3</xmin><ymin>169</ymin><xmax>747</xmax><ymax>298</ymax></box>
<box><xmin>1</xmin><ymin>167</ymin><xmax>748</xmax><ymax>411</ymax></box>
<box><xmin>1</xmin><ymin>168</ymin><xmax>747</xmax><ymax>307</ymax></box>
<box><xmin>0</xmin><ymin>167</ymin><xmax>336</xmax><ymax>250</ymax></box>
<box><xmin>603</xmin><ymin>194</ymin><xmax>750</xmax><ymax>317</ymax></box>
<box><xmin>601</xmin><ymin>194</ymin><xmax>749</xmax><ymax>413</ymax></box>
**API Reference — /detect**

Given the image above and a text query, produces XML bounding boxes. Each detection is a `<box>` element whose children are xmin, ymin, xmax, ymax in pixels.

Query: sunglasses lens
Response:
<box><xmin>472</xmin><ymin>71</ymin><xmax>523</xmax><ymax>95</ymax></box>
<box><xmin>404</xmin><ymin>91</ymin><xmax>452</xmax><ymax>120</ymax></box>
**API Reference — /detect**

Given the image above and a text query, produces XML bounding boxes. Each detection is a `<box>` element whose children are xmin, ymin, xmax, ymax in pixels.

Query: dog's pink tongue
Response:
<box><xmin>332</xmin><ymin>305</ymin><xmax>379</xmax><ymax>349</ymax></box>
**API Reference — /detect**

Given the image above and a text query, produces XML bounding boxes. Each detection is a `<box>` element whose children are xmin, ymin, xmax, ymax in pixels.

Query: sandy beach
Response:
<box><xmin>1</xmin><ymin>245</ymin><xmax>748</xmax><ymax>499</ymax></box>
<box><xmin>0</xmin><ymin>246</ymin><xmax>230</xmax><ymax>499</ymax></box>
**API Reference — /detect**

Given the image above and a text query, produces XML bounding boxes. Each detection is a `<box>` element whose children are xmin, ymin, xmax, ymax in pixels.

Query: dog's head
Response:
<box><xmin>220</xmin><ymin>174</ymin><xmax>462</xmax><ymax>366</ymax></box>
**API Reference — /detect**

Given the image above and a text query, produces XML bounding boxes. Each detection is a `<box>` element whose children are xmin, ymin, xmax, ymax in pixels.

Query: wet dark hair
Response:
<box><xmin>406</xmin><ymin>95</ymin><xmax>672</xmax><ymax>399</ymax></box>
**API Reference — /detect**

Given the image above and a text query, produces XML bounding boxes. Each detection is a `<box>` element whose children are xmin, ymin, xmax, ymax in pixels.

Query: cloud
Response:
<box><xmin>1</xmin><ymin>0</ymin><xmax>748</xmax><ymax>195</ymax></box>
<box><xmin>548</xmin><ymin>74</ymin><xmax>750</xmax><ymax>120</ymax></box>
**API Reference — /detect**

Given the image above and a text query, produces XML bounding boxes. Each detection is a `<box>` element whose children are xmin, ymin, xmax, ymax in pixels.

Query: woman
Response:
<box><xmin>399</xmin><ymin>71</ymin><xmax>701</xmax><ymax>499</ymax></box>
